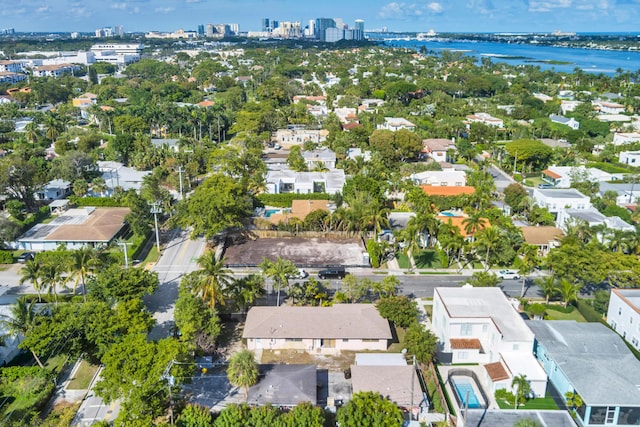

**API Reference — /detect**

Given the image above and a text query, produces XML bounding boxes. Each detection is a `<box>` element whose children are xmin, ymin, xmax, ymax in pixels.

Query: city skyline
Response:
<box><xmin>1</xmin><ymin>0</ymin><xmax>640</xmax><ymax>34</ymax></box>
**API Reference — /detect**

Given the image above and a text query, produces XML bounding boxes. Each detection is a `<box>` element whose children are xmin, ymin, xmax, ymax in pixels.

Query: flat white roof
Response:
<box><xmin>355</xmin><ymin>353</ymin><xmax>407</xmax><ymax>366</ymax></box>
<box><xmin>501</xmin><ymin>352</ymin><xmax>547</xmax><ymax>382</ymax></box>
<box><xmin>435</xmin><ymin>287</ymin><xmax>534</xmax><ymax>342</ymax></box>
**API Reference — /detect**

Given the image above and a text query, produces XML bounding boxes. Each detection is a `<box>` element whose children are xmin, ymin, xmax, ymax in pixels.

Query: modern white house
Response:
<box><xmin>619</xmin><ymin>151</ymin><xmax>640</xmax><ymax>166</ymax></box>
<box><xmin>528</xmin><ymin>320</ymin><xmax>640</xmax><ymax>427</ymax></box>
<box><xmin>35</xmin><ymin>179</ymin><xmax>72</xmax><ymax>201</ymax></box>
<box><xmin>265</xmin><ymin>169</ymin><xmax>345</xmax><ymax>195</ymax></box>
<box><xmin>345</xmin><ymin>147</ymin><xmax>372</xmax><ymax>162</ymax></box>
<box><xmin>466</xmin><ymin>113</ymin><xmax>504</xmax><ymax>128</ymax></box>
<box><xmin>607</xmin><ymin>289</ymin><xmax>640</xmax><ymax>351</ymax></box>
<box><xmin>432</xmin><ymin>287</ymin><xmax>547</xmax><ymax>398</ymax></box>
<box><xmin>593</xmin><ymin>101</ymin><xmax>625</xmax><ymax>115</ymax></box>
<box><xmin>410</xmin><ymin>169</ymin><xmax>466</xmax><ymax>187</ymax></box>
<box><xmin>560</xmin><ymin>100</ymin><xmax>582</xmax><ymax>115</ymax></box>
<box><xmin>599</xmin><ymin>182</ymin><xmax>640</xmax><ymax>207</ymax></box>
<box><xmin>301</xmin><ymin>149</ymin><xmax>336</xmax><ymax>170</ymax></box>
<box><xmin>532</xmin><ymin>188</ymin><xmax>591</xmax><ymax>224</ymax></box>
<box><xmin>272</xmin><ymin>128</ymin><xmax>328</xmax><ymax>147</ymax></box>
<box><xmin>558</xmin><ymin>209</ymin><xmax>635</xmax><ymax>232</ymax></box>
<box><xmin>549</xmin><ymin>114</ymin><xmax>580</xmax><ymax>130</ymax></box>
<box><xmin>377</xmin><ymin>117</ymin><xmax>416</xmax><ymax>132</ymax></box>
<box><xmin>243</xmin><ymin>304</ymin><xmax>392</xmax><ymax>354</ymax></box>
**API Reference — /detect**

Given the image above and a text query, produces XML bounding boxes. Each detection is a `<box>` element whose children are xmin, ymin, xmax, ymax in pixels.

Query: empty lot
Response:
<box><xmin>224</xmin><ymin>237</ymin><xmax>366</xmax><ymax>267</ymax></box>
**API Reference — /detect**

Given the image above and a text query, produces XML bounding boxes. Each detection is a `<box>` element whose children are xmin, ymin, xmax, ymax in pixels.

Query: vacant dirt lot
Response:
<box><xmin>224</xmin><ymin>237</ymin><xmax>366</xmax><ymax>267</ymax></box>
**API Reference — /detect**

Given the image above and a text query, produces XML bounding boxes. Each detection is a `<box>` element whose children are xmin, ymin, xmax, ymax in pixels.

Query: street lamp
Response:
<box><xmin>118</xmin><ymin>240</ymin><xmax>130</xmax><ymax>269</ymax></box>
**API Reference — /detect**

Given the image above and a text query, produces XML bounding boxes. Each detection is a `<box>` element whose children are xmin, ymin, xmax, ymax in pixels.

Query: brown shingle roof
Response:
<box><xmin>450</xmin><ymin>338</ymin><xmax>482</xmax><ymax>350</ymax></box>
<box><xmin>484</xmin><ymin>362</ymin><xmax>510</xmax><ymax>382</ymax></box>
<box><xmin>242</xmin><ymin>304</ymin><xmax>392</xmax><ymax>340</ymax></box>
<box><xmin>269</xmin><ymin>200</ymin><xmax>330</xmax><ymax>225</ymax></box>
<box><xmin>46</xmin><ymin>207</ymin><xmax>130</xmax><ymax>242</ymax></box>
<box><xmin>520</xmin><ymin>226</ymin><xmax>564</xmax><ymax>246</ymax></box>
<box><xmin>423</xmin><ymin>138</ymin><xmax>455</xmax><ymax>152</ymax></box>
<box><xmin>351</xmin><ymin>365</ymin><xmax>423</xmax><ymax>407</ymax></box>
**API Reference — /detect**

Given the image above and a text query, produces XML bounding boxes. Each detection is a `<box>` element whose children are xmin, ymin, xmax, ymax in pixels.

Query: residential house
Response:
<box><xmin>607</xmin><ymin>289</ymin><xmax>640</xmax><ymax>351</ymax></box>
<box><xmin>302</xmin><ymin>149</ymin><xmax>336</xmax><ymax>170</ymax></box>
<box><xmin>333</xmin><ymin>107</ymin><xmax>358</xmax><ymax>124</ymax></box>
<box><xmin>0</xmin><ymin>305</ymin><xmax>26</xmax><ymax>366</ymax></box>
<box><xmin>272</xmin><ymin>129</ymin><xmax>328</xmax><ymax>147</ymax></box>
<box><xmin>267</xmin><ymin>199</ymin><xmax>331</xmax><ymax>225</ymax></box>
<box><xmin>422</xmin><ymin>138</ymin><xmax>457</xmax><ymax>163</ymax></box>
<box><xmin>532</xmin><ymin>188</ymin><xmax>591</xmax><ymax>221</ymax></box>
<box><xmin>0</xmin><ymin>60</ymin><xmax>24</xmax><ymax>73</ymax></box>
<box><xmin>411</xmin><ymin>169</ymin><xmax>466</xmax><ymax>187</ymax></box>
<box><xmin>436</xmin><ymin>212</ymin><xmax>489</xmax><ymax>240</ymax></box>
<box><xmin>528</xmin><ymin>320</ymin><xmax>640</xmax><ymax>427</ymax></box>
<box><xmin>35</xmin><ymin>179</ymin><xmax>72</xmax><ymax>201</ymax></box>
<box><xmin>533</xmin><ymin>93</ymin><xmax>553</xmax><ymax>103</ymax></box>
<box><xmin>466</xmin><ymin>113</ymin><xmax>504</xmax><ymax>128</ymax></box>
<box><xmin>345</xmin><ymin>147</ymin><xmax>371</xmax><ymax>162</ymax></box>
<box><xmin>549</xmin><ymin>114</ymin><xmax>580</xmax><ymax>130</ymax></box>
<box><xmin>0</xmin><ymin>72</ymin><xmax>27</xmax><ymax>84</ymax></box>
<box><xmin>350</xmin><ymin>364</ymin><xmax>426</xmax><ymax>413</ymax></box>
<box><xmin>432</xmin><ymin>287</ymin><xmax>547</xmax><ymax>397</ymax></box>
<box><xmin>292</xmin><ymin>95</ymin><xmax>326</xmax><ymax>105</ymax></box>
<box><xmin>519</xmin><ymin>226</ymin><xmax>564</xmax><ymax>255</ymax></box>
<box><xmin>242</xmin><ymin>304</ymin><xmax>392</xmax><ymax>353</ymax></box>
<box><xmin>593</xmin><ymin>101</ymin><xmax>625</xmax><ymax>115</ymax></box>
<box><xmin>151</xmin><ymin>138</ymin><xmax>180</xmax><ymax>152</ymax></box>
<box><xmin>96</xmin><ymin>161</ymin><xmax>151</xmax><ymax>195</ymax></box>
<box><xmin>377</xmin><ymin>117</ymin><xmax>416</xmax><ymax>132</ymax></box>
<box><xmin>72</xmin><ymin>92</ymin><xmax>98</xmax><ymax>108</ymax></box>
<box><xmin>14</xmin><ymin>207</ymin><xmax>130</xmax><ymax>251</ymax></box>
<box><xmin>558</xmin><ymin>209</ymin><xmax>635</xmax><ymax>232</ymax></box>
<box><xmin>619</xmin><ymin>151</ymin><xmax>640</xmax><ymax>166</ymax></box>
<box><xmin>613</xmin><ymin>132</ymin><xmax>640</xmax><ymax>146</ymax></box>
<box><xmin>541</xmin><ymin>166</ymin><xmax>622</xmax><ymax>188</ymax></box>
<box><xmin>422</xmin><ymin>186</ymin><xmax>475</xmax><ymax>197</ymax></box>
<box><xmin>265</xmin><ymin>169</ymin><xmax>345</xmax><ymax>195</ymax></box>
<box><xmin>598</xmin><ymin>182</ymin><xmax>640</xmax><ymax>207</ymax></box>
<box><xmin>560</xmin><ymin>100</ymin><xmax>582</xmax><ymax>115</ymax></box>
<box><xmin>32</xmin><ymin>64</ymin><xmax>81</xmax><ymax>78</ymax></box>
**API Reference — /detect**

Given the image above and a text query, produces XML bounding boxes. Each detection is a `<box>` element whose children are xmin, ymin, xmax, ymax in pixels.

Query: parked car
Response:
<box><xmin>318</xmin><ymin>267</ymin><xmax>346</xmax><ymax>279</ymax></box>
<box><xmin>17</xmin><ymin>252</ymin><xmax>35</xmax><ymax>263</ymax></box>
<box><xmin>497</xmin><ymin>269</ymin><xmax>521</xmax><ymax>280</ymax></box>
<box><xmin>286</xmin><ymin>269</ymin><xmax>308</xmax><ymax>280</ymax></box>
<box><xmin>538</xmin><ymin>183</ymin><xmax>554</xmax><ymax>189</ymax></box>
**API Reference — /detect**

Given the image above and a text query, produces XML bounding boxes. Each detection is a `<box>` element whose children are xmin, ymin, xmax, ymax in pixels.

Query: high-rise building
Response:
<box><xmin>114</xmin><ymin>25</ymin><xmax>124</xmax><ymax>36</ymax></box>
<box><xmin>325</xmin><ymin>27</ymin><xmax>343</xmax><ymax>43</ymax></box>
<box><xmin>354</xmin><ymin>19</ymin><xmax>364</xmax><ymax>40</ymax></box>
<box><xmin>215</xmin><ymin>24</ymin><xmax>230</xmax><ymax>37</ymax></box>
<box><xmin>315</xmin><ymin>18</ymin><xmax>336</xmax><ymax>41</ymax></box>
<box><xmin>197</xmin><ymin>24</ymin><xmax>205</xmax><ymax>36</ymax></box>
<box><xmin>354</xmin><ymin>19</ymin><xmax>364</xmax><ymax>32</ymax></box>
<box><xmin>205</xmin><ymin>23</ymin><xmax>214</xmax><ymax>38</ymax></box>
<box><xmin>307</xmin><ymin>19</ymin><xmax>316</xmax><ymax>37</ymax></box>
<box><xmin>229</xmin><ymin>23</ymin><xmax>240</xmax><ymax>35</ymax></box>
<box><xmin>271</xmin><ymin>20</ymin><xmax>279</xmax><ymax>31</ymax></box>
<box><xmin>262</xmin><ymin>18</ymin><xmax>270</xmax><ymax>32</ymax></box>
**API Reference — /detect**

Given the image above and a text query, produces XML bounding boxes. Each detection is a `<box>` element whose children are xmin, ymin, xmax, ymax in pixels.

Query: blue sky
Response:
<box><xmin>2</xmin><ymin>0</ymin><xmax>640</xmax><ymax>33</ymax></box>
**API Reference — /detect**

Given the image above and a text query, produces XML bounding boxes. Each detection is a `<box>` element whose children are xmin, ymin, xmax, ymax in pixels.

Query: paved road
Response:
<box><xmin>145</xmin><ymin>228</ymin><xmax>207</xmax><ymax>341</ymax></box>
<box><xmin>488</xmin><ymin>164</ymin><xmax>516</xmax><ymax>193</ymax></box>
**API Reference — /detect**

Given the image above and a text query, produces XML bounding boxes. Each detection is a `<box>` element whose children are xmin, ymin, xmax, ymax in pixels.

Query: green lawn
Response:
<box><xmin>67</xmin><ymin>360</ymin><xmax>99</xmax><ymax>390</ymax></box>
<box><xmin>397</xmin><ymin>250</ymin><xmax>446</xmax><ymax>269</ymax></box>
<box><xmin>545</xmin><ymin>307</ymin><xmax>587</xmax><ymax>322</ymax></box>
<box><xmin>497</xmin><ymin>394</ymin><xmax>560</xmax><ymax>410</ymax></box>
<box><xmin>397</xmin><ymin>254</ymin><xmax>411</xmax><ymax>269</ymax></box>
<box><xmin>388</xmin><ymin>326</ymin><xmax>407</xmax><ymax>353</ymax></box>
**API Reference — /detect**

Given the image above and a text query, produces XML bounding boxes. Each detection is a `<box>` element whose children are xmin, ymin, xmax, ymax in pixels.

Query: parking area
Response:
<box><xmin>223</xmin><ymin>237</ymin><xmax>367</xmax><ymax>267</ymax></box>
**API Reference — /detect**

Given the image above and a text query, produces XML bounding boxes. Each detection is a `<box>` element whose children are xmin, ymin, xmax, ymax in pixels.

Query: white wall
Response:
<box><xmin>607</xmin><ymin>291</ymin><xmax>640</xmax><ymax>351</ymax></box>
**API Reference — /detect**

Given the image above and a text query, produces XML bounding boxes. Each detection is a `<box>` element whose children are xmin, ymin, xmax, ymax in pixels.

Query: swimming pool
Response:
<box><xmin>264</xmin><ymin>209</ymin><xmax>281</xmax><ymax>218</ymax></box>
<box><xmin>454</xmin><ymin>381</ymin><xmax>482</xmax><ymax>409</ymax></box>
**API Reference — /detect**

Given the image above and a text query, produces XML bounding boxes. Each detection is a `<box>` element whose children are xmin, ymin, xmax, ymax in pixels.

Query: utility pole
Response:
<box><xmin>150</xmin><ymin>201</ymin><xmax>162</xmax><ymax>252</ymax></box>
<box><xmin>177</xmin><ymin>165</ymin><xmax>184</xmax><ymax>200</ymax></box>
<box><xmin>410</xmin><ymin>354</ymin><xmax>416</xmax><ymax>421</ymax></box>
<box><xmin>118</xmin><ymin>241</ymin><xmax>130</xmax><ymax>269</ymax></box>
<box><xmin>161</xmin><ymin>360</ymin><xmax>175</xmax><ymax>426</ymax></box>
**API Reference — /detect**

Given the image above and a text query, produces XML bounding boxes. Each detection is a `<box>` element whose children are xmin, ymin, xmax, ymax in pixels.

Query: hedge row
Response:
<box><xmin>0</xmin><ymin>251</ymin><xmax>14</xmax><ymax>264</ymax></box>
<box><xmin>68</xmin><ymin>196</ymin><xmax>127</xmax><ymax>207</ymax></box>
<box><xmin>576</xmin><ymin>299</ymin><xmax>605</xmax><ymax>323</ymax></box>
<box><xmin>586</xmin><ymin>162</ymin><xmax>632</xmax><ymax>174</ymax></box>
<box><xmin>256</xmin><ymin>193</ymin><xmax>332</xmax><ymax>208</ymax></box>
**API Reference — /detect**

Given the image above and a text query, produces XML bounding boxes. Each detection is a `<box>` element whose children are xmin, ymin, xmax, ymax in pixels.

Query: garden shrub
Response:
<box><xmin>0</xmin><ymin>250</ymin><xmax>14</xmax><ymax>264</ymax></box>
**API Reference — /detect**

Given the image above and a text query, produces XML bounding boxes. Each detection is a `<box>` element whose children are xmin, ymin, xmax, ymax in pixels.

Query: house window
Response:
<box><xmin>342</xmin><ymin>339</ymin><xmax>348</xmax><ymax>342</ymax></box>
<box><xmin>619</xmin><ymin>407</ymin><xmax>640</xmax><ymax>425</ymax></box>
<box><xmin>460</xmin><ymin>324</ymin><xmax>472</xmax><ymax>336</ymax></box>
<box><xmin>458</xmin><ymin>351</ymin><xmax>468</xmax><ymax>360</ymax></box>
<box><xmin>513</xmin><ymin>343</ymin><xmax>520</xmax><ymax>351</ymax></box>
<box><xmin>286</xmin><ymin>338</ymin><xmax>303</xmax><ymax>342</ymax></box>
<box><xmin>362</xmin><ymin>339</ymin><xmax>379</xmax><ymax>342</ymax></box>
<box><xmin>619</xmin><ymin>308</ymin><xmax>622</xmax><ymax>315</ymax></box>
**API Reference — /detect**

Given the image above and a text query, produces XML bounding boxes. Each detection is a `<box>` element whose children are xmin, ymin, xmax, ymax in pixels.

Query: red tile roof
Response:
<box><xmin>484</xmin><ymin>362</ymin><xmax>510</xmax><ymax>382</ymax></box>
<box><xmin>421</xmin><ymin>185</ymin><xmax>475</xmax><ymax>196</ymax></box>
<box><xmin>450</xmin><ymin>338</ymin><xmax>482</xmax><ymax>350</ymax></box>
<box><xmin>542</xmin><ymin>169</ymin><xmax>561</xmax><ymax>179</ymax></box>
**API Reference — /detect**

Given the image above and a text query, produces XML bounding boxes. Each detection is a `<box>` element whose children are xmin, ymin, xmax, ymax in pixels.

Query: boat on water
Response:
<box><xmin>416</xmin><ymin>29</ymin><xmax>437</xmax><ymax>40</ymax></box>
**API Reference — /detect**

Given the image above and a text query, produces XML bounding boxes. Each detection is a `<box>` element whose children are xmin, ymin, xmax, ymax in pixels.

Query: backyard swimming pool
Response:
<box><xmin>454</xmin><ymin>380</ymin><xmax>482</xmax><ymax>409</ymax></box>
<box><xmin>264</xmin><ymin>209</ymin><xmax>282</xmax><ymax>218</ymax></box>
<box><xmin>449</xmin><ymin>373</ymin><xmax>487</xmax><ymax>410</ymax></box>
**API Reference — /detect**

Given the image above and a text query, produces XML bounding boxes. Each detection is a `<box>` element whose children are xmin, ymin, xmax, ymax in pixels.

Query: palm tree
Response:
<box><xmin>462</xmin><ymin>212</ymin><xmax>486</xmax><ymax>241</ymax></box>
<box><xmin>399</xmin><ymin>224</ymin><xmax>421</xmax><ymax>271</ymax></box>
<box><xmin>228</xmin><ymin>274</ymin><xmax>265</xmax><ymax>314</ymax></box>
<box><xmin>227</xmin><ymin>350</ymin><xmax>259</xmax><ymax>401</ymax></box>
<box><xmin>607</xmin><ymin>229</ymin><xmax>632</xmax><ymax>253</ymax></box>
<box><xmin>475</xmin><ymin>226</ymin><xmax>502</xmax><ymax>269</ymax></box>
<box><xmin>193</xmin><ymin>251</ymin><xmax>233</xmax><ymax>309</ymax></box>
<box><xmin>20</xmin><ymin>259</ymin><xmax>44</xmax><ymax>302</ymax></box>
<box><xmin>92</xmin><ymin>177</ymin><xmax>108</xmax><ymax>196</ymax></box>
<box><xmin>511</xmin><ymin>374</ymin><xmax>531</xmax><ymax>408</ymax></box>
<box><xmin>70</xmin><ymin>246</ymin><xmax>100</xmax><ymax>302</ymax></box>
<box><xmin>0</xmin><ymin>299</ymin><xmax>44</xmax><ymax>368</ymax></box>
<box><xmin>558</xmin><ymin>279</ymin><xmax>580</xmax><ymax>308</ymax></box>
<box><xmin>518</xmin><ymin>244</ymin><xmax>539</xmax><ymax>297</ymax></box>
<box><xmin>259</xmin><ymin>257</ymin><xmax>298</xmax><ymax>306</ymax></box>
<box><xmin>536</xmin><ymin>276</ymin><xmax>558</xmax><ymax>304</ymax></box>
<box><xmin>39</xmin><ymin>261</ymin><xmax>68</xmax><ymax>304</ymax></box>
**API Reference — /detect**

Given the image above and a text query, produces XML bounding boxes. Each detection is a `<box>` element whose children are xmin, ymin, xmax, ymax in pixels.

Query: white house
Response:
<box><xmin>345</xmin><ymin>147</ymin><xmax>371</xmax><ymax>162</ymax></box>
<box><xmin>332</xmin><ymin>107</ymin><xmax>358</xmax><ymax>124</ymax></box>
<box><xmin>613</xmin><ymin>132</ymin><xmax>640</xmax><ymax>146</ymax></box>
<box><xmin>432</xmin><ymin>287</ymin><xmax>547</xmax><ymax>397</ymax></box>
<box><xmin>558</xmin><ymin>208</ymin><xmax>635</xmax><ymax>232</ymax></box>
<box><xmin>35</xmin><ymin>179</ymin><xmax>72</xmax><ymax>201</ymax></box>
<box><xmin>533</xmin><ymin>188</ymin><xmax>591</xmax><ymax>213</ymax></box>
<box><xmin>466</xmin><ymin>113</ymin><xmax>504</xmax><ymax>128</ymax></box>
<box><xmin>607</xmin><ymin>289</ymin><xmax>640</xmax><ymax>351</ymax></box>
<box><xmin>422</xmin><ymin>138</ymin><xmax>457</xmax><ymax>163</ymax></box>
<box><xmin>549</xmin><ymin>114</ymin><xmax>580</xmax><ymax>130</ymax></box>
<box><xmin>410</xmin><ymin>169</ymin><xmax>466</xmax><ymax>187</ymax></box>
<box><xmin>32</xmin><ymin>64</ymin><xmax>81</xmax><ymax>78</ymax></box>
<box><xmin>272</xmin><ymin>129</ymin><xmax>328</xmax><ymax>147</ymax></box>
<box><xmin>594</xmin><ymin>100</ymin><xmax>625</xmax><ymax>115</ymax></box>
<box><xmin>301</xmin><ymin>149</ymin><xmax>336</xmax><ymax>170</ymax></box>
<box><xmin>599</xmin><ymin>182</ymin><xmax>640</xmax><ymax>207</ymax></box>
<box><xmin>243</xmin><ymin>304</ymin><xmax>392</xmax><ymax>354</ymax></box>
<box><xmin>541</xmin><ymin>166</ymin><xmax>621</xmax><ymax>188</ymax></box>
<box><xmin>265</xmin><ymin>169</ymin><xmax>345</xmax><ymax>195</ymax></box>
<box><xmin>560</xmin><ymin>100</ymin><xmax>582</xmax><ymax>115</ymax></box>
<box><xmin>619</xmin><ymin>151</ymin><xmax>640</xmax><ymax>166</ymax></box>
<box><xmin>0</xmin><ymin>60</ymin><xmax>24</xmax><ymax>73</ymax></box>
<box><xmin>377</xmin><ymin>117</ymin><xmax>416</xmax><ymax>132</ymax></box>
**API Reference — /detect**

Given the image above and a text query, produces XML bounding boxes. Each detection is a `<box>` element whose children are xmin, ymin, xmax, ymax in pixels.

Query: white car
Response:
<box><xmin>287</xmin><ymin>269</ymin><xmax>309</xmax><ymax>280</ymax></box>
<box><xmin>497</xmin><ymin>270</ymin><xmax>521</xmax><ymax>280</ymax></box>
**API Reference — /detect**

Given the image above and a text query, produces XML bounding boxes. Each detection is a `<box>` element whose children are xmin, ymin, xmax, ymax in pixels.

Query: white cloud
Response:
<box><xmin>111</xmin><ymin>3</ymin><xmax>128</xmax><ymax>10</ymax></box>
<box><xmin>35</xmin><ymin>6</ymin><xmax>49</xmax><ymax>13</ymax></box>
<box><xmin>154</xmin><ymin>7</ymin><xmax>175</xmax><ymax>13</ymax></box>
<box><xmin>69</xmin><ymin>7</ymin><xmax>91</xmax><ymax>18</ymax></box>
<box><xmin>427</xmin><ymin>2</ymin><xmax>443</xmax><ymax>12</ymax></box>
<box><xmin>528</xmin><ymin>0</ymin><xmax>572</xmax><ymax>12</ymax></box>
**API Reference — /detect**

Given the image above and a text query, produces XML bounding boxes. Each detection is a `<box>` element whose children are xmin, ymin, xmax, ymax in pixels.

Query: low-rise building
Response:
<box><xmin>411</xmin><ymin>170</ymin><xmax>466</xmax><ymax>187</ymax></box>
<box><xmin>549</xmin><ymin>114</ymin><xmax>580</xmax><ymax>130</ymax></box>
<box><xmin>377</xmin><ymin>117</ymin><xmax>416</xmax><ymax>132</ymax></box>
<box><xmin>520</xmin><ymin>226</ymin><xmax>564</xmax><ymax>255</ymax></box>
<box><xmin>432</xmin><ymin>287</ymin><xmax>547</xmax><ymax>397</ymax></box>
<box><xmin>302</xmin><ymin>148</ymin><xmax>336</xmax><ymax>170</ymax></box>
<box><xmin>243</xmin><ymin>304</ymin><xmax>392</xmax><ymax>354</ymax></box>
<box><xmin>594</xmin><ymin>100</ymin><xmax>625</xmax><ymax>115</ymax></box>
<box><xmin>466</xmin><ymin>113</ymin><xmax>504</xmax><ymax>128</ymax></box>
<box><xmin>532</xmin><ymin>188</ymin><xmax>591</xmax><ymax>221</ymax></box>
<box><xmin>541</xmin><ymin>166</ymin><xmax>622</xmax><ymax>188</ymax></box>
<box><xmin>613</xmin><ymin>132</ymin><xmax>640</xmax><ymax>146</ymax></box>
<box><xmin>265</xmin><ymin>169</ymin><xmax>345</xmax><ymax>195</ymax></box>
<box><xmin>560</xmin><ymin>100</ymin><xmax>582</xmax><ymax>115</ymax></box>
<box><xmin>607</xmin><ymin>289</ymin><xmax>640</xmax><ymax>351</ymax></box>
<box><xmin>598</xmin><ymin>182</ymin><xmax>640</xmax><ymax>207</ymax></box>
<box><xmin>32</xmin><ymin>64</ymin><xmax>81</xmax><ymax>78</ymax></box>
<box><xmin>35</xmin><ymin>179</ymin><xmax>72</xmax><ymax>201</ymax></box>
<box><xmin>422</xmin><ymin>138</ymin><xmax>457</xmax><ymax>163</ymax></box>
<box><xmin>528</xmin><ymin>320</ymin><xmax>640</xmax><ymax>427</ymax></box>
<box><xmin>619</xmin><ymin>151</ymin><xmax>640</xmax><ymax>166</ymax></box>
<box><xmin>272</xmin><ymin>128</ymin><xmax>328</xmax><ymax>147</ymax></box>
<box><xmin>558</xmin><ymin>208</ymin><xmax>635</xmax><ymax>232</ymax></box>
